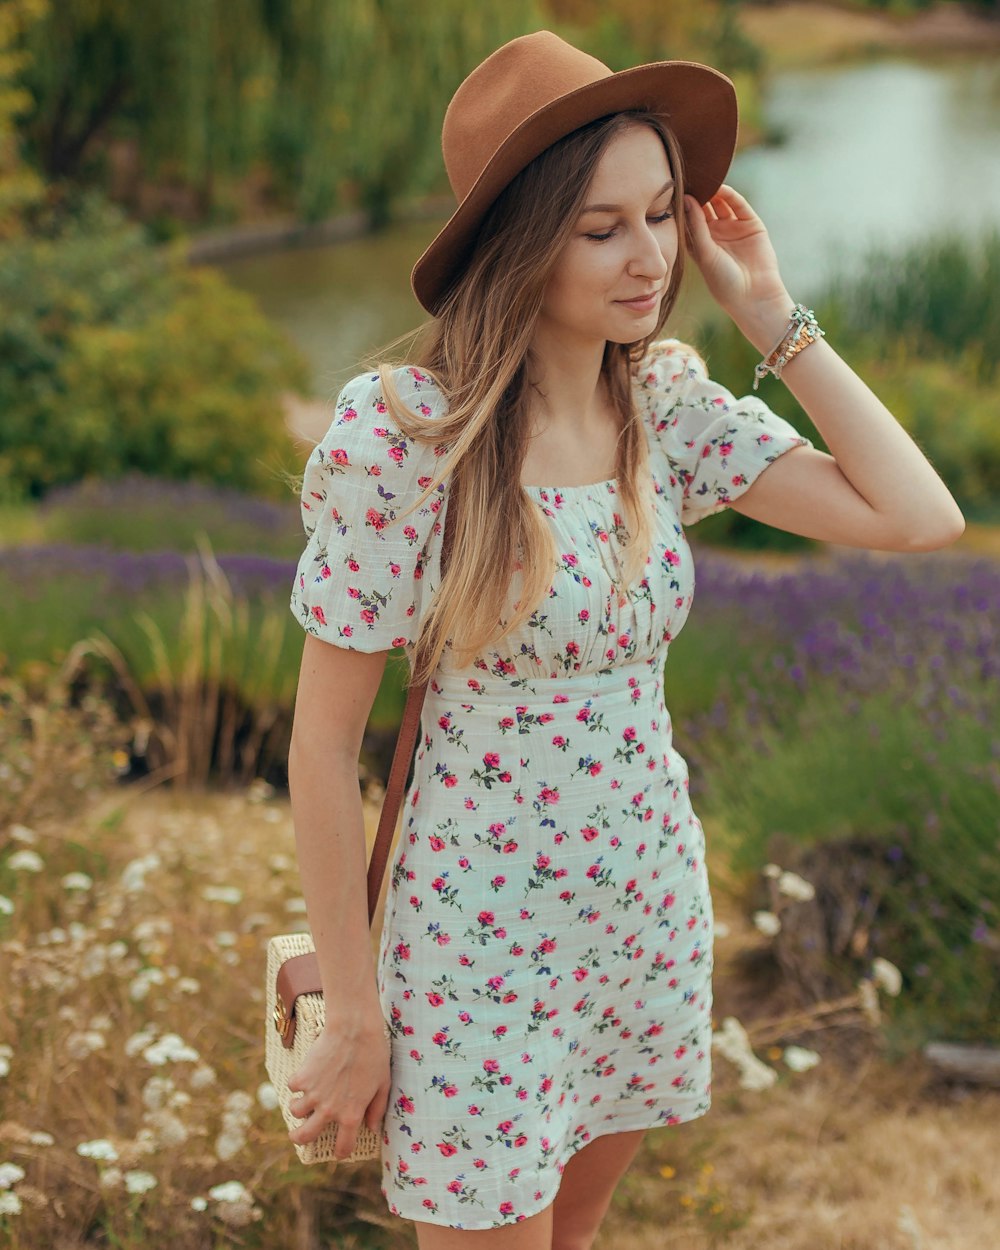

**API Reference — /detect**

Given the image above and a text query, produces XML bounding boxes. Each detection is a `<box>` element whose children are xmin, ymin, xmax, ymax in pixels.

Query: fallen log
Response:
<box><xmin>923</xmin><ymin>1042</ymin><xmax>1000</xmax><ymax>1088</ymax></box>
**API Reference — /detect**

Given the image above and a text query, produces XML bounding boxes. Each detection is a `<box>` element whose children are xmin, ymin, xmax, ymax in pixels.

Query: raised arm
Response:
<box><xmin>684</xmin><ymin>185</ymin><xmax>965</xmax><ymax>552</ymax></box>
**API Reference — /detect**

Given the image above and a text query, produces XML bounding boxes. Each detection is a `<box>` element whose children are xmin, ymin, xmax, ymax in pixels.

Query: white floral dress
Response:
<box><xmin>289</xmin><ymin>339</ymin><xmax>812</xmax><ymax>1230</ymax></box>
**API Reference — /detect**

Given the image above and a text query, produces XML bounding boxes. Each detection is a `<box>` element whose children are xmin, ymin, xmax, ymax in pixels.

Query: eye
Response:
<box><xmin>585</xmin><ymin>209</ymin><xmax>675</xmax><ymax>243</ymax></box>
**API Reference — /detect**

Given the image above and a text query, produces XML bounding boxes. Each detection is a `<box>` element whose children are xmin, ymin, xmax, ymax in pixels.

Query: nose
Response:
<box><xmin>627</xmin><ymin>221</ymin><xmax>671</xmax><ymax>283</ymax></box>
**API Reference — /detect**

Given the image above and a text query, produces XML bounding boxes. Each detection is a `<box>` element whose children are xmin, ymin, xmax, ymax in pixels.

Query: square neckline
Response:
<box><xmin>521</xmin><ymin>477</ymin><xmax>618</xmax><ymax>494</ymax></box>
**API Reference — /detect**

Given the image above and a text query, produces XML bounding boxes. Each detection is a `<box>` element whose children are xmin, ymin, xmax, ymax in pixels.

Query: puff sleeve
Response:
<box><xmin>635</xmin><ymin>338</ymin><xmax>814</xmax><ymax>527</ymax></box>
<box><xmin>289</xmin><ymin>365</ymin><xmax>451</xmax><ymax>651</ymax></box>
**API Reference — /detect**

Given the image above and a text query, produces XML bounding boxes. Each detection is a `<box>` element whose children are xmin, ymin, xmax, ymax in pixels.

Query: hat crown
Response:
<box><xmin>442</xmin><ymin>31</ymin><xmax>613</xmax><ymax>202</ymax></box>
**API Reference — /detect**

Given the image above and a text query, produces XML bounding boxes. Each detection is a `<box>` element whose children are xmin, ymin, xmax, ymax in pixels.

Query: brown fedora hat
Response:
<box><xmin>410</xmin><ymin>29</ymin><xmax>738</xmax><ymax>315</ymax></box>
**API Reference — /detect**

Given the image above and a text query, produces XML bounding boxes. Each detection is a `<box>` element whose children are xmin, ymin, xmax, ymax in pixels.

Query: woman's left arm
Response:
<box><xmin>685</xmin><ymin>185</ymin><xmax>966</xmax><ymax>552</ymax></box>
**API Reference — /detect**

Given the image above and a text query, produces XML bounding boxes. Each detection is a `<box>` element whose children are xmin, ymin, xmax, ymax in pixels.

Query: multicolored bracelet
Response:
<box><xmin>752</xmin><ymin>304</ymin><xmax>825</xmax><ymax>391</ymax></box>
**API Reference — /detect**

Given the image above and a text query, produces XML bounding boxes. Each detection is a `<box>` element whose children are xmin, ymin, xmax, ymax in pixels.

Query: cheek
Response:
<box><xmin>544</xmin><ymin>250</ymin><xmax>615</xmax><ymax>310</ymax></box>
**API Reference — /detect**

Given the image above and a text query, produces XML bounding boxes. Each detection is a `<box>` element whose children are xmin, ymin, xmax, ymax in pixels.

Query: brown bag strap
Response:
<box><xmin>365</xmin><ymin>491</ymin><xmax>455</xmax><ymax>922</ymax></box>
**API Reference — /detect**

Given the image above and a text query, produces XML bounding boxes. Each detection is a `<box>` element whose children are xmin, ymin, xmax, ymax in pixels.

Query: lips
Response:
<box><xmin>616</xmin><ymin>290</ymin><xmax>661</xmax><ymax>308</ymax></box>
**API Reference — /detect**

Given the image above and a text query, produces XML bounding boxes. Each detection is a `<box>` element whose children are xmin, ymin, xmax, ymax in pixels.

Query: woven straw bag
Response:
<box><xmin>265</xmin><ymin>932</ymin><xmax>391</xmax><ymax>1164</ymax></box>
<box><xmin>265</xmin><ymin>497</ymin><xmax>456</xmax><ymax>1166</ymax></box>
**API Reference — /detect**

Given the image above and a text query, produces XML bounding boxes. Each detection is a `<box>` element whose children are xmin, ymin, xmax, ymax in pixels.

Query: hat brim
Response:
<box><xmin>411</xmin><ymin>60</ymin><xmax>738</xmax><ymax>316</ymax></box>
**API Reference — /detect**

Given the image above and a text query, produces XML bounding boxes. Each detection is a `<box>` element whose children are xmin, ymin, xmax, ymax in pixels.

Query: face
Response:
<box><xmin>535</xmin><ymin>124</ymin><xmax>678</xmax><ymax>352</ymax></box>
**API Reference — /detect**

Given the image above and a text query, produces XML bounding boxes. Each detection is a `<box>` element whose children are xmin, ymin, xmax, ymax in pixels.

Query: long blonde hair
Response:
<box><xmin>338</xmin><ymin>111</ymin><xmax>688</xmax><ymax>685</ymax></box>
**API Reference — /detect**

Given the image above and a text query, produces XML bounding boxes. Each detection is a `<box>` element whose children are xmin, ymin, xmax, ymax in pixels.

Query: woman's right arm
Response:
<box><xmin>285</xmin><ymin>632</ymin><xmax>392</xmax><ymax>1157</ymax></box>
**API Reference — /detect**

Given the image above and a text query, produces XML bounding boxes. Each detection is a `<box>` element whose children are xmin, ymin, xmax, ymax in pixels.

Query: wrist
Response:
<box><xmin>323</xmin><ymin>991</ymin><xmax>386</xmax><ymax>1039</ymax></box>
<box><xmin>729</xmin><ymin>292</ymin><xmax>797</xmax><ymax>357</ymax></box>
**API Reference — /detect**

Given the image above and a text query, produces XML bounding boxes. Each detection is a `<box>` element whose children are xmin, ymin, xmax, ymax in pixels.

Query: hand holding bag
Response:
<box><xmin>265</xmin><ymin>494</ymin><xmax>456</xmax><ymax>1165</ymax></box>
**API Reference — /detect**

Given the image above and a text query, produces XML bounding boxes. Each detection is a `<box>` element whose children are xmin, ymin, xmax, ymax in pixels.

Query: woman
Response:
<box><xmin>284</xmin><ymin>30</ymin><xmax>964</xmax><ymax>1249</ymax></box>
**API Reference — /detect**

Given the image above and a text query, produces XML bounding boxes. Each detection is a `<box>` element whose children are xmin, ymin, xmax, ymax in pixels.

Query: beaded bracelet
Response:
<box><xmin>752</xmin><ymin>304</ymin><xmax>825</xmax><ymax>391</ymax></box>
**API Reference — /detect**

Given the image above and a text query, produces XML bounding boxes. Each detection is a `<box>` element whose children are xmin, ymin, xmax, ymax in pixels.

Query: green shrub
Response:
<box><xmin>0</xmin><ymin>192</ymin><xmax>310</xmax><ymax>501</ymax></box>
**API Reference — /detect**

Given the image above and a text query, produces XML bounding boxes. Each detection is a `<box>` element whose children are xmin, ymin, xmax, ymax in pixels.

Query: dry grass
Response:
<box><xmin>3</xmin><ymin>782</ymin><xmax>997</xmax><ymax>1249</ymax></box>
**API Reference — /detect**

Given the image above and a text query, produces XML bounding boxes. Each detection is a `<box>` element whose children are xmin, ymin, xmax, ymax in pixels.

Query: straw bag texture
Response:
<box><xmin>265</xmin><ymin>931</ymin><xmax>390</xmax><ymax>1164</ymax></box>
<box><xmin>265</xmin><ymin>497</ymin><xmax>456</xmax><ymax>1166</ymax></box>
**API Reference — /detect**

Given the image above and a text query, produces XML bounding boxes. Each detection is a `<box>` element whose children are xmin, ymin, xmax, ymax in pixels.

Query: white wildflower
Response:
<box><xmin>208</xmin><ymin>1179</ymin><xmax>261</xmax><ymax>1228</ymax></box>
<box><xmin>29</xmin><ymin>1132</ymin><xmax>54</xmax><ymax>1147</ymax></box>
<box><xmin>761</xmin><ymin>863</ymin><xmax>782</xmax><ymax>878</ymax></box>
<box><xmin>133</xmin><ymin>917</ymin><xmax>172</xmax><ymax>943</ymax></box>
<box><xmin>131</xmin><ymin>1128</ymin><xmax>158</xmax><ymax>1157</ymax></box>
<box><xmin>191</xmin><ymin>1196</ymin><xmax>208</xmax><ymax>1211</ymax></box>
<box><xmin>284</xmin><ymin>897</ymin><xmax>307</xmax><ymax>914</ymax></box>
<box><xmin>61</xmin><ymin>872</ymin><xmax>93</xmax><ymax>892</ymax></box>
<box><xmin>129</xmin><ymin>967</ymin><xmax>167</xmax><ymax>1002</ymax></box>
<box><xmin>99</xmin><ymin>1168</ymin><xmax>122</xmax><ymax>1189</ymax></box>
<box><xmin>124</xmin><ymin>1171</ymin><xmax>158</xmax><ymax>1195</ymax></box>
<box><xmin>777</xmin><ymin>871</ymin><xmax>816</xmax><ymax>902</ymax></box>
<box><xmin>79</xmin><ymin>945</ymin><xmax>109</xmax><ymax>979</ymax></box>
<box><xmin>121</xmin><ymin>853</ymin><xmax>161</xmax><ymax>893</ymax></box>
<box><xmin>0</xmin><ymin>1191</ymin><xmax>21</xmax><ymax>1215</ymax></box>
<box><xmin>7</xmin><ymin>849</ymin><xmax>44</xmax><ymax>872</ymax></box>
<box><xmin>246</xmin><ymin>778</ymin><xmax>274</xmax><ymax>803</ymax></box>
<box><xmin>0</xmin><ymin>1163</ymin><xmax>26</xmax><ymax>1189</ymax></box>
<box><xmin>857</xmin><ymin>977</ymin><xmax>881</xmax><ymax>1026</ymax></box>
<box><xmin>141</xmin><ymin>1076</ymin><xmax>175</xmax><ymax>1111</ymax></box>
<box><xmin>256</xmin><ymin>1082</ymin><xmax>279</xmax><ymax>1111</ymax></box>
<box><xmin>105</xmin><ymin>940</ymin><xmax>129</xmax><ymax>963</ymax></box>
<box><xmin>713</xmin><ymin>920</ymin><xmax>731</xmax><ymax>939</ymax></box>
<box><xmin>872</xmin><ymin>957</ymin><xmax>903</xmax><ymax>997</ymax></box>
<box><xmin>214</xmin><ymin>1128</ymin><xmax>246</xmax><ymax>1162</ymax></box>
<box><xmin>68</xmin><ymin>921</ymin><xmax>89</xmax><ymax>944</ymax></box>
<box><xmin>224</xmin><ymin>1091</ymin><xmax>254</xmax><ymax>1116</ymax></box>
<box><xmin>0</xmin><ymin>896</ymin><xmax>13</xmax><ymax>916</ymax></box>
<box><xmin>142</xmin><ymin>1033</ymin><xmax>200</xmax><ymax>1066</ymax></box>
<box><xmin>125</xmin><ymin>1028</ymin><xmax>159</xmax><ymax>1058</ymax></box>
<box><xmin>0</xmin><ymin>1056</ymin><xmax>9</xmax><ymax>1078</ymax></box>
<box><xmin>65</xmin><ymin>1031</ymin><xmax>107</xmax><ymax>1060</ymax></box>
<box><xmin>209</xmin><ymin>1180</ymin><xmax>251</xmax><ymax>1204</ymax></box>
<box><xmin>190</xmin><ymin>1064</ymin><xmax>217</xmax><ymax>1090</ymax></box>
<box><xmin>175</xmin><ymin>977</ymin><xmax>201</xmax><ymax>995</ymax></box>
<box><xmin>711</xmin><ymin>1017</ymin><xmax>778</xmax><ymax>1091</ymax></box>
<box><xmin>752</xmin><ymin>910</ymin><xmax>781</xmax><ymax>936</ymax></box>
<box><xmin>8</xmin><ymin>824</ymin><xmax>37</xmax><ymax>844</ymax></box>
<box><xmin>77</xmin><ymin>1139</ymin><xmax>119</xmax><ymax>1162</ymax></box>
<box><xmin>144</xmin><ymin>1110</ymin><xmax>189</xmax><ymax>1149</ymax></box>
<box><xmin>783</xmin><ymin>1045</ymin><xmax>821</xmax><ymax>1072</ymax></box>
<box><xmin>89</xmin><ymin>1013</ymin><xmax>113</xmax><ymax>1032</ymax></box>
<box><xmin>268</xmin><ymin>853</ymin><xmax>293</xmax><ymax>872</ymax></box>
<box><xmin>215</xmin><ymin>931</ymin><xmax>238</xmax><ymax>947</ymax></box>
<box><xmin>202</xmin><ymin>886</ymin><xmax>243</xmax><ymax>905</ymax></box>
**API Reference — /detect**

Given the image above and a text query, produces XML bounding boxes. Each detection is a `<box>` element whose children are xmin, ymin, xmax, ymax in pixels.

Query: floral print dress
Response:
<box><xmin>289</xmin><ymin>339</ymin><xmax>813</xmax><ymax>1230</ymax></box>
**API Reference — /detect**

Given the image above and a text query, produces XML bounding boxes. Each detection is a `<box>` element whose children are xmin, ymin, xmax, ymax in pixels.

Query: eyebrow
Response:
<box><xmin>581</xmin><ymin>178</ymin><xmax>675</xmax><ymax>214</ymax></box>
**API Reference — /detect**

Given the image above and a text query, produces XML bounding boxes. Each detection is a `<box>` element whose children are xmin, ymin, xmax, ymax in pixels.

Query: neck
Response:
<box><xmin>527</xmin><ymin>324</ymin><xmax>608</xmax><ymax>429</ymax></box>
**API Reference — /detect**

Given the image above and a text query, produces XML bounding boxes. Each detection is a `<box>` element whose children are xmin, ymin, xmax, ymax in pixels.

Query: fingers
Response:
<box><xmin>709</xmin><ymin>184</ymin><xmax>758</xmax><ymax>219</ymax></box>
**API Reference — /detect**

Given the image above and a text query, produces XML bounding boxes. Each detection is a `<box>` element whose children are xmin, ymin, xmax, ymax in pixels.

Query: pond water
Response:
<box><xmin>213</xmin><ymin>54</ymin><xmax>1000</xmax><ymax>396</ymax></box>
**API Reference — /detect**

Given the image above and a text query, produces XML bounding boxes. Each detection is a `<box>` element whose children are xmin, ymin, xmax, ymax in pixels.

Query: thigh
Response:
<box><xmin>414</xmin><ymin>1199</ymin><xmax>553</xmax><ymax>1250</ymax></box>
<box><xmin>551</xmin><ymin>1128</ymin><xmax>647</xmax><ymax>1250</ymax></box>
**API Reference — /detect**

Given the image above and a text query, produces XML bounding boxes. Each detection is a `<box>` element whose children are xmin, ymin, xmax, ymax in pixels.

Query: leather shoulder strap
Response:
<box><xmin>365</xmin><ymin>488</ymin><xmax>456</xmax><ymax>923</ymax></box>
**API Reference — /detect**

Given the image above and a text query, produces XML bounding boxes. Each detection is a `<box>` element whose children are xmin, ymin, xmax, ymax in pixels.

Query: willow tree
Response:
<box><xmin>14</xmin><ymin>0</ymin><xmax>540</xmax><ymax>224</ymax></box>
<box><xmin>0</xmin><ymin>0</ymin><xmax>47</xmax><ymax>237</ymax></box>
